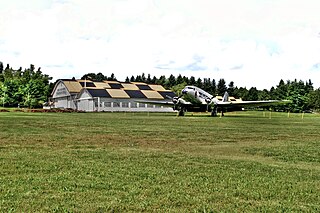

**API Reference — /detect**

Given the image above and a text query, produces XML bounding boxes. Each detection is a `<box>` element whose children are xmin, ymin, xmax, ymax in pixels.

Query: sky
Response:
<box><xmin>1</xmin><ymin>0</ymin><xmax>320</xmax><ymax>89</ymax></box>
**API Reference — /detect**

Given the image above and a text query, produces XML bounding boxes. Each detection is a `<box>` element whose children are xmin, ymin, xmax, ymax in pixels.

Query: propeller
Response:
<box><xmin>166</xmin><ymin>93</ymin><xmax>184</xmax><ymax>110</ymax></box>
<box><xmin>205</xmin><ymin>97</ymin><xmax>212</xmax><ymax>112</ymax></box>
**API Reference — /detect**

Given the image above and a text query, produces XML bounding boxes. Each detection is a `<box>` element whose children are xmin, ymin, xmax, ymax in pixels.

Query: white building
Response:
<box><xmin>51</xmin><ymin>79</ymin><xmax>175</xmax><ymax>112</ymax></box>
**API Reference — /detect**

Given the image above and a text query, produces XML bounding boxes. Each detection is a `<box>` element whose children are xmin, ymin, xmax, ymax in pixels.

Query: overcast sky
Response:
<box><xmin>1</xmin><ymin>0</ymin><xmax>320</xmax><ymax>89</ymax></box>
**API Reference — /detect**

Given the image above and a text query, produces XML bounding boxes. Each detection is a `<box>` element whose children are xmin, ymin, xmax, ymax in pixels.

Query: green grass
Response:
<box><xmin>0</xmin><ymin>111</ymin><xmax>320</xmax><ymax>212</ymax></box>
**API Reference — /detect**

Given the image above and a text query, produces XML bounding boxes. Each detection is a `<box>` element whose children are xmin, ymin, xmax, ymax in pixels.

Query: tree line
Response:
<box><xmin>83</xmin><ymin>72</ymin><xmax>320</xmax><ymax>112</ymax></box>
<box><xmin>1</xmin><ymin>63</ymin><xmax>320</xmax><ymax>112</ymax></box>
<box><xmin>0</xmin><ymin>62</ymin><xmax>52</xmax><ymax>108</ymax></box>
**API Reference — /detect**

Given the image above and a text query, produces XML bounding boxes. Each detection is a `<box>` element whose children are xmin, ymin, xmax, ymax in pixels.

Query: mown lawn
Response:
<box><xmin>0</xmin><ymin>111</ymin><xmax>319</xmax><ymax>212</ymax></box>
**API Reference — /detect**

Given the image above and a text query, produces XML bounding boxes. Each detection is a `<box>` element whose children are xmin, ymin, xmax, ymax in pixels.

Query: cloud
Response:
<box><xmin>1</xmin><ymin>0</ymin><xmax>320</xmax><ymax>89</ymax></box>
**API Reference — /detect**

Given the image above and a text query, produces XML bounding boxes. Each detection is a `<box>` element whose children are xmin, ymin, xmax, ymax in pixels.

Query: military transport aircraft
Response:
<box><xmin>141</xmin><ymin>85</ymin><xmax>290</xmax><ymax>116</ymax></box>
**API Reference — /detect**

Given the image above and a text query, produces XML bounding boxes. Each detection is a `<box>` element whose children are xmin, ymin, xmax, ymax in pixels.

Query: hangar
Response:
<box><xmin>50</xmin><ymin>79</ymin><xmax>176</xmax><ymax>112</ymax></box>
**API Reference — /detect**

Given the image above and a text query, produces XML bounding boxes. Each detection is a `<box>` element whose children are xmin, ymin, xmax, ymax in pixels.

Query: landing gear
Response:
<box><xmin>211</xmin><ymin>106</ymin><xmax>218</xmax><ymax>117</ymax></box>
<box><xmin>178</xmin><ymin>109</ymin><xmax>185</xmax><ymax>116</ymax></box>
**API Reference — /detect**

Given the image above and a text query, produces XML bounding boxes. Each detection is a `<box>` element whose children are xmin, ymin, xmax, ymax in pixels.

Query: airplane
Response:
<box><xmin>141</xmin><ymin>85</ymin><xmax>290</xmax><ymax>116</ymax></box>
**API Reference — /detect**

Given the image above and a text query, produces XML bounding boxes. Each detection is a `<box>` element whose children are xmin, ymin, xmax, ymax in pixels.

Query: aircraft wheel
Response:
<box><xmin>178</xmin><ymin>110</ymin><xmax>185</xmax><ymax>116</ymax></box>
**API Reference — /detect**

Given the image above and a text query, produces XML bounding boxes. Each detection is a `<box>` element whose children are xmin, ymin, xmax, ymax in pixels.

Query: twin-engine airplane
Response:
<box><xmin>142</xmin><ymin>85</ymin><xmax>290</xmax><ymax>116</ymax></box>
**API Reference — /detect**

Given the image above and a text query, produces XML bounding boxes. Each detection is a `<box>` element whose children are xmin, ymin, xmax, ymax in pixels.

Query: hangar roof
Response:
<box><xmin>141</xmin><ymin>90</ymin><xmax>164</xmax><ymax>99</ymax></box>
<box><xmin>158</xmin><ymin>91</ymin><xmax>176</xmax><ymax>99</ymax></box>
<box><xmin>63</xmin><ymin>81</ymin><xmax>82</xmax><ymax>93</ymax></box>
<box><xmin>87</xmin><ymin>89</ymin><xmax>111</xmax><ymax>98</ymax></box>
<box><xmin>106</xmin><ymin>89</ymin><xmax>130</xmax><ymax>98</ymax></box>
<box><xmin>54</xmin><ymin>79</ymin><xmax>175</xmax><ymax>100</ymax></box>
<box><xmin>149</xmin><ymin>84</ymin><xmax>166</xmax><ymax>91</ymax></box>
<box><xmin>93</xmin><ymin>82</ymin><xmax>111</xmax><ymax>89</ymax></box>
<box><xmin>121</xmin><ymin>83</ymin><xmax>139</xmax><ymax>90</ymax></box>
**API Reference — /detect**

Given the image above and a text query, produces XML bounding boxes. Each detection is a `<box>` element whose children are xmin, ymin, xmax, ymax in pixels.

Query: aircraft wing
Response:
<box><xmin>217</xmin><ymin>100</ymin><xmax>291</xmax><ymax>107</ymax></box>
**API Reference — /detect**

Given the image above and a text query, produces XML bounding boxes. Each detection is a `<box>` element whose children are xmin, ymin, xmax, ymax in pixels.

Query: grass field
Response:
<box><xmin>0</xmin><ymin>111</ymin><xmax>319</xmax><ymax>212</ymax></box>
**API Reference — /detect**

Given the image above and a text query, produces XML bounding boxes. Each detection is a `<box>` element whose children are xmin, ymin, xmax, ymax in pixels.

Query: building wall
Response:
<box><xmin>77</xmin><ymin>95</ymin><xmax>173</xmax><ymax>112</ymax></box>
<box><xmin>52</xmin><ymin>81</ymin><xmax>77</xmax><ymax>109</ymax></box>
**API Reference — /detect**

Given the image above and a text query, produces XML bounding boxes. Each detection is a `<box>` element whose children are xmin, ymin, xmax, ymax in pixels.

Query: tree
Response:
<box><xmin>227</xmin><ymin>81</ymin><xmax>235</xmax><ymax>96</ymax></box>
<box><xmin>107</xmin><ymin>73</ymin><xmax>117</xmax><ymax>81</ymax></box>
<box><xmin>0</xmin><ymin>62</ymin><xmax>3</xmax><ymax>74</ymax></box>
<box><xmin>234</xmin><ymin>87</ymin><xmax>248</xmax><ymax>100</ymax></box>
<box><xmin>196</xmin><ymin>78</ymin><xmax>202</xmax><ymax>89</ymax></box>
<box><xmin>156</xmin><ymin>75</ymin><xmax>166</xmax><ymax>87</ymax></box>
<box><xmin>141</xmin><ymin>73</ymin><xmax>146</xmax><ymax>82</ymax></box>
<box><xmin>95</xmin><ymin>72</ymin><xmax>107</xmax><ymax>81</ymax></box>
<box><xmin>171</xmin><ymin>83</ymin><xmax>187</xmax><ymax>96</ymax></box>
<box><xmin>217</xmin><ymin>78</ymin><xmax>227</xmax><ymax>96</ymax></box>
<box><xmin>247</xmin><ymin>87</ymin><xmax>259</xmax><ymax>101</ymax></box>
<box><xmin>81</xmin><ymin>73</ymin><xmax>97</xmax><ymax>80</ymax></box>
<box><xmin>176</xmin><ymin>74</ymin><xmax>184</xmax><ymax>85</ymax></box>
<box><xmin>165</xmin><ymin>74</ymin><xmax>177</xmax><ymax>88</ymax></box>
<box><xmin>308</xmin><ymin>88</ymin><xmax>320</xmax><ymax>111</ymax></box>
<box><xmin>146</xmin><ymin>74</ymin><xmax>152</xmax><ymax>84</ymax></box>
<box><xmin>203</xmin><ymin>78</ymin><xmax>211</xmax><ymax>92</ymax></box>
<box><xmin>189</xmin><ymin>76</ymin><xmax>196</xmax><ymax>85</ymax></box>
<box><xmin>210</xmin><ymin>79</ymin><xmax>216</xmax><ymax>95</ymax></box>
<box><xmin>151</xmin><ymin>76</ymin><xmax>157</xmax><ymax>84</ymax></box>
<box><xmin>258</xmin><ymin>89</ymin><xmax>271</xmax><ymax>100</ymax></box>
<box><xmin>182</xmin><ymin>76</ymin><xmax>189</xmax><ymax>84</ymax></box>
<box><xmin>0</xmin><ymin>64</ymin><xmax>52</xmax><ymax>108</ymax></box>
<box><xmin>135</xmin><ymin>75</ymin><xmax>142</xmax><ymax>82</ymax></box>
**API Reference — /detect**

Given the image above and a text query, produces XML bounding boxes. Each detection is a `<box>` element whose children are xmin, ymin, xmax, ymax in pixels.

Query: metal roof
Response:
<box><xmin>125</xmin><ymin>90</ymin><xmax>147</xmax><ymax>98</ymax></box>
<box><xmin>87</xmin><ymin>89</ymin><xmax>111</xmax><ymax>98</ymax></box>
<box><xmin>54</xmin><ymin>79</ymin><xmax>176</xmax><ymax>99</ymax></box>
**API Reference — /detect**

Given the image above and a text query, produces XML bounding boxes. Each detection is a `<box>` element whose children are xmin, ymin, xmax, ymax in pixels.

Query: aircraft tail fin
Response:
<box><xmin>222</xmin><ymin>91</ymin><xmax>229</xmax><ymax>102</ymax></box>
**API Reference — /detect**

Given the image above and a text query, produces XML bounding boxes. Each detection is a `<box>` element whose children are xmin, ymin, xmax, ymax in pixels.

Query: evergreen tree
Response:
<box><xmin>146</xmin><ymin>74</ymin><xmax>152</xmax><ymax>84</ymax></box>
<box><xmin>189</xmin><ymin>76</ymin><xmax>196</xmax><ymax>85</ymax></box>
<box><xmin>0</xmin><ymin>62</ymin><xmax>3</xmax><ymax>74</ymax></box>
<box><xmin>107</xmin><ymin>73</ymin><xmax>117</xmax><ymax>81</ymax></box>
<box><xmin>141</xmin><ymin>73</ymin><xmax>146</xmax><ymax>82</ymax></box>
<box><xmin>182</xmin><ymin>76</ymin><xmax>189</xmax><ymax>84</ymax></box>
<box><xmin>258</xmin><ymin>89</ymin><xmax>271</xmax><ymax>100</ymax></box>
<box><xmin>247</xmin><ymin>87</ymin><xmax>259</xmax><ymax>101</ymax></box>
<box><xmin>203</xmin><ymin>78</ymin><xmax>211</xmax><ymax>92</ymax></box>
<box><xmin>156</xmin><ymin>75</ymin><xmax>166</xmax><ymax>87</ymax></box>
<box><xmin>234</xmin><ymin>87</ymin><xmax>248</xmax><ymax>100</ymax></box>
<box><xmin>210</xmin><ymin>79</ymin><xmax>216</xmax><ymax>95</ymax></box>
<box><xmin>168</xmin><ymin>74</ymin><xmax>176</xmax><ymax>88</ymax></box>
<box><xmin>135</xmin><ymin>75</ymin><xmax>142</xmax><ymax>82</ymax></box>
<box><xmin>176</xmin><ymin>74</ymin><xmax>184</xmax><ymax>84</ymax></box>
<box><xmin>196</xmin><ymin>78</ymin><xmax>202</xmax><ymax>89</ymax></box>
<box><xmin>227</xmin><ymin>81</ymin><xmax>235</xmax><ymax>96</ymax></box>
<box><xmin>217</xmin><ymin>78</ymin><xmax>227</xmax><ymax>96</ymax></box>
<box><xmin>151</xmin><ymin>76</ymin><xmax>157</xmax><ymax>84</ymax></box>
